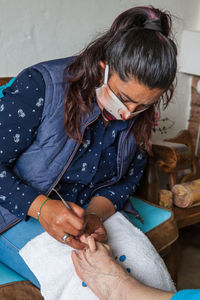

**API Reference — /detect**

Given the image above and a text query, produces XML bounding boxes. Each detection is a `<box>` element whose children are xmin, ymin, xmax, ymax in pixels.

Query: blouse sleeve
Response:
<box><xmin>0</xmin><ymin>67</ymin><xmax>45</xmax><ymax>219</ymax></box>
<box><xmin>92</xmin><ymin>147</ymin><xmax>147</xmax><ymax>211</ymax></box>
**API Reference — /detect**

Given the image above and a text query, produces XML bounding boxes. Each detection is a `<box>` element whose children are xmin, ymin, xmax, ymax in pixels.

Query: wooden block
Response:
<box><xmin>159</xmin><ymin>189</ymin><xmax>173</xmax><ymax>209</ymax></box>
<box><xmin>172</xmin><ymin>179</ymin><xmax>200</xmax><ymax>208</ymax></box>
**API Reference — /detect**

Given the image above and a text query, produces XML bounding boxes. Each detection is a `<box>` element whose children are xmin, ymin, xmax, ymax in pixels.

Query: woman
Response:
<box><xmin>0</xmin><ymin>6</ymin><xmax>177</xmax><ymax>287</ymax></box>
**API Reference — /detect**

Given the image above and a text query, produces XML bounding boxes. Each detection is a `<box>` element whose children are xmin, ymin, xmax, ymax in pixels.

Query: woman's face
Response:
<box><xmin>97</xmin><ymin>64</ymin><xmax>164</xmax><ymax>121</ymax></box>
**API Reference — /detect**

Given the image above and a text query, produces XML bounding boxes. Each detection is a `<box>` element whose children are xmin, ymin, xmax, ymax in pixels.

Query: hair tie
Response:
<box><xmin>143</xmin><ymin>19</ymin><xmax>162</xmax><ymax>32</ymax></box>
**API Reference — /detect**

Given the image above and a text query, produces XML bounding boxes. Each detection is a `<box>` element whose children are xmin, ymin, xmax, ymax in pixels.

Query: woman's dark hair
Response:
<box><xmin>64</xmin><ymin>6</ymin><xmax>177</xmax><ymax>154</ymax></box>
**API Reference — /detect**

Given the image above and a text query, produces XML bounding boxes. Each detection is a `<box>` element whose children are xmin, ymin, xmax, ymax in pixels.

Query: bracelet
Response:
<box><xmin>37</xmin><ymin>197</ymin><xmax>50</xmax><ymax>222</ymax></box>
<box><xmin>85</xmin><ymin>212</ymin><xmax>103</xmax><ymax>222</ymax></box>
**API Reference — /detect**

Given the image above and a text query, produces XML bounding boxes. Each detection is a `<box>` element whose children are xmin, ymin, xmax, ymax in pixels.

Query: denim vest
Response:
<box><xmin>0</xmin><ymin>57</ymin><xmax>137</xmax><ymax>233</ymax></box>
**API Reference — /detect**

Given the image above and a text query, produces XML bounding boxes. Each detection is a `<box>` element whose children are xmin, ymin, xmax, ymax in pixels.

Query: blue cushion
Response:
<box><xmin>171</xmin><ymin>289</ymin><xmax>200</xmax><ymax>300</ymax></box>
<box><xmin>122</xmin><ymin>196</ymin><xmax>172</xmax><ymax>233</ymax></box>
<box><xmin>0</xmin><ymin>77</ymin><xmax>16</xmax><ymax>98</ymax></box>
<box><xmin>0</xmin><ymin>262</ymin><xmax>25</xmax><ymax>285</ymax></box>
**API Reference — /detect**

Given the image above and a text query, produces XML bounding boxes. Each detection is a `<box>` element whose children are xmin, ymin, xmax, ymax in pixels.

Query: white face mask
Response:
<box><xmin>96</xmin><ymin>65</ymin><xmax>148</xmax><ymax>121</ymax></box>
<box><xmin>96</xmin><ymin>65</ymin><xmax>131</xmax><ymax>120</ymax></box>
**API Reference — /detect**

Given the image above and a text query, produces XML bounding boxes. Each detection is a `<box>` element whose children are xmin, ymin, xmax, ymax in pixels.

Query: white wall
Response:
<box><xmin>190</xmin><ymin>0</ymin><xmax>200</xmax><ymax>30</ymax></box>
<box><xmin>1</xmin><ymin>0</ymin><xmax>199</xmax><ymax>139</ymax></box>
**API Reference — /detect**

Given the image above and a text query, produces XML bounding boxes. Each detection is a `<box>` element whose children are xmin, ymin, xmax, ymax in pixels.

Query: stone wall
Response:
<box><xmin>188</xmin><ymin>76</ymin><xmax>200</xmax><ymax>156</ymax></box>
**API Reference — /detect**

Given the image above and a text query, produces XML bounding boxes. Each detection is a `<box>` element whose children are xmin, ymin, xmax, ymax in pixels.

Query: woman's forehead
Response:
<box><xmin>109</xmin><ymin>72</ymin><xmax>163</xmax><ymax>104</ymax></box>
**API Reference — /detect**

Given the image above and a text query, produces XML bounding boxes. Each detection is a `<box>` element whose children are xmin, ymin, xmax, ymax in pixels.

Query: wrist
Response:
<box><xmin>85</xmin><ymin>212</ymin><xmax>103</xmax><ymax>222</ymax></box>
<box><xmin>27</xmin><ymin>194</ymin><xmax>48</xmax><ymax>219</ymax></box>
<box><xmin>87</xmin><ymin>196</ymin><xmax>115</xmax><ymax>221</ymax></box>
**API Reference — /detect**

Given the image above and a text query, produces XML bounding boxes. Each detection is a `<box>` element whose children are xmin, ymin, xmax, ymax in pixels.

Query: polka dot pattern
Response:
<box><xmin>0</xmin><ymin>67</ymin><xmax>147</xmax><ymax>219</ymax></box>
<box><xmin>53</xmin><ymin>117</ymin><xmax>147</xmax><ymax>212</ymax></box>
<box><xmin>0</xmin><ymin>68</ymin><xmax>45</xmax><ymax>218</ymax></box>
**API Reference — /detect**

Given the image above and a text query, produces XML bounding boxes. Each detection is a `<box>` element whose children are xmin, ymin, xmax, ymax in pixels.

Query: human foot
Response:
<box><xmin>71</xmin><ymin>235</ymin><xmax>130</xmax><ymax>300</ymax></box>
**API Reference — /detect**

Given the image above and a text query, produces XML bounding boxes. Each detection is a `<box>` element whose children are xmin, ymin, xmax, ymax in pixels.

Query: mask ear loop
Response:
<box><xmin>104</xmin><ymin>64</ymin><xmax>109</xmax><ymax>85</ymax></box>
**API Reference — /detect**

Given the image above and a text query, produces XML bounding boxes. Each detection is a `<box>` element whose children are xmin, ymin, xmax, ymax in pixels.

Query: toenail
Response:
<box><xmin>126</xmin><ymin>268</ymin><xmax>131</xmax><ymax>273</ymax></box>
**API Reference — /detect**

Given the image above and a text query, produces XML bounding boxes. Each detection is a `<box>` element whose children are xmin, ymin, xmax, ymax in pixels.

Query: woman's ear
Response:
<box><xmin>99</xmin><ymin>61</ymin><xmax>105</xmax><ymax>69</ymax></box>
<box><xmin>99</xmin><ymin>61</ymin><xmax>106</xmax><ymax>84</ymax></box>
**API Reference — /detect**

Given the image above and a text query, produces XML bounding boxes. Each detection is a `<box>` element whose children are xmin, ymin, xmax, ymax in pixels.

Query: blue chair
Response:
<box><xmin>0</xmin><ymin>262</ymin><xmax>25</xmax><ymax>285</ymax></box>
<box><xmin>123</xmin><ymin>196</ymin><xmax>178</xmax><ymax>253</ymax></box>
<box><xmin>0</xmin><ymin>77</ymin><xmax>15</xmax><ymax>98</ymax></box>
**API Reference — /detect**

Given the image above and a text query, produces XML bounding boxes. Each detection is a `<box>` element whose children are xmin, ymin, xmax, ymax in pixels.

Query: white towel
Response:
<box><xmin>19</xmin><ymin>212</ymin><xmax>176</xmax><ymax>300</ymax></box>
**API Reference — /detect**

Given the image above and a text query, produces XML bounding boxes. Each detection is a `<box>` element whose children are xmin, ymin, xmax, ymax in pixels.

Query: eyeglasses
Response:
<box><xmin>107</xmin><ymin>83</ymin><xmax>150</xmax><ymax>117</ymax></box>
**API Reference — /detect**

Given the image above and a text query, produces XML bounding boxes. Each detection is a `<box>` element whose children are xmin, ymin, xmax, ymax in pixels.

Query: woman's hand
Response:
<box><xmin>84</xmin><ymin>195</ymin><xmax>115</xmax><ymax>243</ymax></box>
<box><xmin>28</xmin><ymin>195</ymin><xmax>88</xmax><ymax>250</ymax></box>
<box><xmin>84</xmin><ymin>213</ymin><xmax>107</xmax><ymax>243</ymax></box>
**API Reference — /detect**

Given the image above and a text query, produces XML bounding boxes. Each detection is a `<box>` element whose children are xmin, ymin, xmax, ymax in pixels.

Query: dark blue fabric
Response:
<box><xmin>0</xmin><ymin>57</ymin><xmax>146</xmax><ymax>230</ymax></box>
<box><xmin>13</xmin><ymin>57</ymin><xmax>80</xmax><ymax>196</ymax></box>
<box><xmin>56</xmin><ymin>117</ymin><xmax>146</xmax><ymax>210</ymax></box>
<box><xmin>0</xmin><ymin>69</ymin><xmax>45</xmax><ymax>219</ymax></box>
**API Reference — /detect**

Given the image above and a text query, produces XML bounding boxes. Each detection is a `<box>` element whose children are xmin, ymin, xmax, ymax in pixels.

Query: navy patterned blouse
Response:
<box><xmin>0</xmin><ymin>69</ymin><xmax>147</xmax><ymax>219</ymax></box>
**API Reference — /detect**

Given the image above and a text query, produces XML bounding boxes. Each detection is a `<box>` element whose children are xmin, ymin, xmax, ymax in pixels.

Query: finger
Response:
<box><xmin>95</xmin><ymin>227</ymin><xmax>108</xmax><ymax>242</ymax></box>
<box><xmin>94</xmin><ymin>227</ymin><xmax>106</xmax><ymax>235</ymax></box>
<box><xmin>91</xmin><ymin>233</ymin><xmax>99</xmax><ymax>240</ymax></box>
<box><xmin>69</xmin><ymin>202</ymin><xmax>85</xmax><ymax>218</ymax></box>
<box><xmin>66</xmin><ymin>235</ymin><xmax>88</xmax><ymax>250</ymax></box>
<box><xmin>51</xmin><ymin>206</ymin><xmax>85</xmax><ymax>235</ymax></box>
<box><xmin>87</xmin><ymin>236</ymin><xmax>96</xmax><ymax>252</ymax></box>
<box><xmin>65</xmin><ymin>210</ymin><xmax>85</xmax><ymax>232</ymax></box>
<box><xmin>62</xmin><ymin>222</ymin><xmax>84</xmax><ymax>237</ymax></box>
<box><xmin>91</xmin><ymin>232</ymin><xmax>107</xmax><ymax>243</ymax></box>
<box><xmin>80</xmin><ymin>234</ymin><xmax>89</xmax><ymax>244</ymax></box>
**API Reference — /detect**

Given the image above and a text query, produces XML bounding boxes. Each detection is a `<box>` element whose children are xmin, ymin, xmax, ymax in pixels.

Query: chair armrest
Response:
<box><xmin>152</xmin><ymin>141</ymin><xmax>191</xmax><ymax>172</ymax></box>
<box><xmin>0</xmin><ymin>77</ymin><xmax>13</xmax><ymax>86</ymax></box>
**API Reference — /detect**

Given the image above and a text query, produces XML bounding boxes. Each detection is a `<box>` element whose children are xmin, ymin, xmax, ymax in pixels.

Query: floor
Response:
<box><xmin>177</xmin><ymin>224</ymin><xmax>200</xmax><ymax>290</ymax></box>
